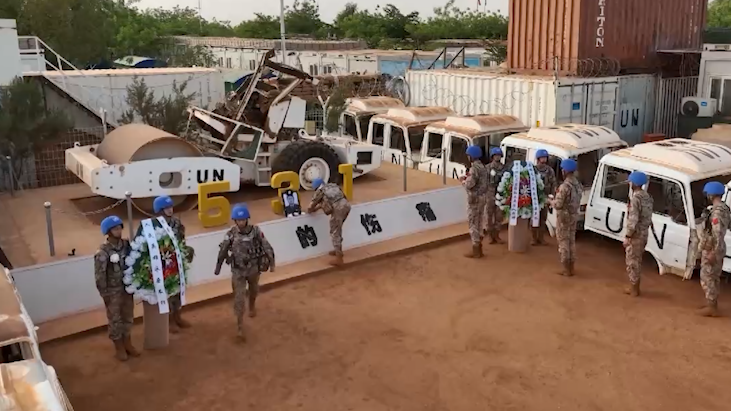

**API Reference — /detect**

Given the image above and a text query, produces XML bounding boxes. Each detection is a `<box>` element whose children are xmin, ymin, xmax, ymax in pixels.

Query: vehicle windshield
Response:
<box><xmin>407</xmin><ymin>125</ymin><xmax>426</xmax><ymax>156</ymax></box>
<box><xmin>690</xmin><ymin>173</ymin><xmax>731</xmax><ymax>219</ymax></box>
<box><xmin>343</xmin><ymin>114</ymin><xmax>357</xmax><ymax>138</ymax></box>
<box><xmin>358</xmin><ymin>114</ymin><xmax>375</xmax><ymax>140</ymax></box>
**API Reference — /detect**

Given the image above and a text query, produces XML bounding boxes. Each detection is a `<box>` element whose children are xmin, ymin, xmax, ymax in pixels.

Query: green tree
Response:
<box><xmin>234</xmin><ymin>13</ymin><xmax>280</xmax><ymax>38</ymax></box>
<box><xmin>708</xmin><ymin>0</ymin><xmax>731</xmax><ymax>28</ymax></box>
<box><xmin>119</xmin><ymin>77</ymin><xmax>196</xmax><ymax>135</ymax></box>
<box><xmin>0</xmin><ymin>77</ymin><xmax>71</xmax><ymax>187</ymax></box>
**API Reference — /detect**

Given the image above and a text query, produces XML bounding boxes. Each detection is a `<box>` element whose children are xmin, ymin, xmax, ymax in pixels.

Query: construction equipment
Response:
<box><xmin>65</xmin><ymin>49</ymin><xmax>381</xmax><ymax>214</ymax></box>
<box><xmin>65</xmin><ymin>124</ymin><xmax>241</xmax><ymax>215</ymax></box>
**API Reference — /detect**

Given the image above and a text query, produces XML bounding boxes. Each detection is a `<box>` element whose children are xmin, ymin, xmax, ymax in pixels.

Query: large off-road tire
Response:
<box><xmin>271</xmin><ymin>139</ymin><xmax>342</xmax><ymax>190</ymax></box>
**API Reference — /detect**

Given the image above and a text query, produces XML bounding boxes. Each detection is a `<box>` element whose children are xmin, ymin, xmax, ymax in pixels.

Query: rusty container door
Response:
<box><xmin>508</xmin><ymin>0</ymin><xmax>707</xmax><ymax>75</ymax></box>
<box><xmin>578</xmin><ymin>0</ymin><xmax>706</xmax><ymax>71</ymax></box>
<box><xmin>508</xmin><ymin>0</ymin><xmax>582</xmax><ymax>74</ymax></box>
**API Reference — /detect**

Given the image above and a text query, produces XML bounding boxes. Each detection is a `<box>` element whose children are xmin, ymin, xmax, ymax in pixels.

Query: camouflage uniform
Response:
<box><xmin>554</xmin><ymin>174</ymin><xmax>583</xmax><ymax>269</ymax></box>
<box><xmin>698</xmin><ymin>203</ymin><xmax>731</xmax><ymax>303</ymax></box>
<box><xmin>533</xmin><ymin>163</ymin><xmax>557</xmax><ymax>244</ymax></box>
<box><xmin>216</xmin><ymin>224</ymin><xmax>275</xmax><ymax>332</ymax></box>
<box><xmin>483</xmin><ymin>159</ymin><xmax>505</xmax><ymax>241</ymax></box>
<box><xmin>309</xmin><ymin>183</ymin><xmax>351</xmax><ymax>253</ymax></box>
<box><xmin>462</xmin><ymin>159</ymin><xmax>489</xmax><ymax>245</ymax></box>
<box><xmin>94</xmin><ymin>239</ymin><xmax>133</xmax><ymax>341</ymax></box>
<box><xmin>624</xmin><ymin>189</ymin><xmax>653</xmax><ymax>285</ymax></box>
<box><xmin>165</xmin><ymin>215</ymin><xmax>187</xmax><ymax>314</ymax></box>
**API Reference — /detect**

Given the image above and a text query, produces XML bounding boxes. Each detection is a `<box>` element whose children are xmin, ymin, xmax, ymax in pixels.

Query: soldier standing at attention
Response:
<box><xmin>215</xmin><ymin>204</ymin><xmax>276</xmax><ymax>341</ymax></box>
<box><xmin>153</xmin><ymin>195</ymin><xmax>193</xmax><ymax>332</ymax></box>
<box><xmin>549</xmin><ymin>159</ymin><xmax>582</xmax><ymax>277</ymax></box>
<box><xmin>697</xmin><ymin>182</ymin><xmax>731</xmax><ymax>317</ymax></box>
<box><xmin>623</xmin><ymin>171</ymin><xmax>653</xmax><ymax>297</ymax></box>
<box><xmin>484</xmin><ymin>147</ymin><xmax>505</xmax><ymax>244</ymax></box>
<box><xmin>307</xmin><ymin>178</ymin><xmax>351</xmax><ymax>266</ymax></box>
<box><xmin>460</xmin><ymin>145</ymin><xmax>489</xmax><ymax>258</ymax></box>
<box><xmin>532</xmin><ymin>149</ymin><xmax>557</xmax><ymax>246</ymax></box>
<box><xmin>94</xmin><ymin>215</ymin><xmax>140</xmax><ymax>361</ymax></box>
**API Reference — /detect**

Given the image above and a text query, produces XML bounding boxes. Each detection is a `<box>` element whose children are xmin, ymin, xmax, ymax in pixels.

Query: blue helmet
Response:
<box><xmin>466</xmin><ymin>145</ymin><xmax>483</xmax><ymax>159</ymax></box>
<box><xmin>490</xmin><ymin>147</ymin><xmax>503</xmax><ymax>157</ymax></box>
<box><xmin>312</xmin><ymin>178</ymin><xmax>324</xmax><ymax>190</ymax></box>
<box><xmin>628</xmin><ymin>171</ymin><xmax>648</xmax><ymax>186</ymax></box>
<box><xmin>560</xmin><ymin>158</ymin><xmax>577</xmax><ymax>172</ymax></box>
<box><xmin>101</xmin><ymin>215</ymin><xmax>124</xmax><ymax>235</ymax></box>
<box><xmin>231</xmin><ymin>203</ymin><xmax>251</xmax><ymax>220</ymax></box>
<box><xmin>704</xmin><ymin>181</ymin><xmax>725</xmax><ymax>196</ymax></box>
<box><xmin>153</xmin><ymin>196</ymin><xmax>174</xmax><ymax>214</ymax></box>
<box><xmin>536</xmin><ymin>149</ymin><xmax>549</xmax><ymax>159</ymax></box>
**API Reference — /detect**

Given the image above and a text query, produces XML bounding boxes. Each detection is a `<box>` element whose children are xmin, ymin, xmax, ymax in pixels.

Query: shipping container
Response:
<box><xmin>40</xmin><ymin>67</ymin><xmax>225</xmax><ymax>125</ymax></box>
<box><xmin>406</xmin><ymin>69</ymin><xmax>656</xmax><ymax>144</ymax></box>
<box><xmin>508</xmin><ymin>0</ymin><xmax>706</xmax><ymax>75</ymax></box>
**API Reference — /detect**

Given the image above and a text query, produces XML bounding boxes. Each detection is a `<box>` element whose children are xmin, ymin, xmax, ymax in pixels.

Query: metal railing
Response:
<box><xmin>17</xmin><ymin>36</ymin><xmax>115</xmax><ymax>127</ymax></box>
<box><xmin>654</xmin><ymin>76</ymin><xmax>698</xmax><ymax>138</ymax></box>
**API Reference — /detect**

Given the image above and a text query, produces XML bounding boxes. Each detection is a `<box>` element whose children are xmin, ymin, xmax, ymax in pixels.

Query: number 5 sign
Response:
<box><xmin>198</xmin><ymin>180</ymin><xmax>231</xmax><ymax>228</ymax></box>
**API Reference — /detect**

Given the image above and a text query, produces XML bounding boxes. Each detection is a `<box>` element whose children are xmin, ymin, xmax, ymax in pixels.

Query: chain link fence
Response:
<box><xmin>1</xmin><ymin>127</ymin><xmax>107</xmax><ymax>193</ymax></box>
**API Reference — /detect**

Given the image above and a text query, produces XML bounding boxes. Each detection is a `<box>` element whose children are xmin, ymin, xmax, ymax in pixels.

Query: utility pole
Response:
<box><xmin>280</xmin><ymin>0</ymin><xmax>287</xmax><ymax>64</ymax></box>
<box><xmin>198</xmin><ymin>0</ymin><xmax>203</xmax><ymax>32</ymax></box>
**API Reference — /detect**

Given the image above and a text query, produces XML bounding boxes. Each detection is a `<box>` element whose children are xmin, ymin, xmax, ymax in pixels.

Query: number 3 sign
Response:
<box><xmin>271</xmin><ymin>164</ymin><xmax>354</xmax><ymax>215</ymax></box>
<box><xmin>197</xmin><ymin>164</ymin><xmax>356</xmax><ymax>227</ymax></box>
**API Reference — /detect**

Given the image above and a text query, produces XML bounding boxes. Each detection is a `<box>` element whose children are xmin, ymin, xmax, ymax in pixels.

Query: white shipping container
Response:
<box><xmin>406</xmin><ymin>70</ymin><xmax>656</xmax><ymax>145</ymax></box>
<box><xmin>42</xmin><ymin>67</ymin><xmax>225</xmax><ymax>126</ymax></box>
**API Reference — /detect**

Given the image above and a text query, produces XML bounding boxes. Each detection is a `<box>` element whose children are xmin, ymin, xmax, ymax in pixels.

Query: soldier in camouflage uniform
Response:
<box><xmin>307</xmin><ymin>178</ymin><xmax>351</xmax><ymax>266</ymax></box>
<box><xmin>533</xmin><ymin>149</ymin><xmax>557</xmax><ymax>246</ymax></box>
<box><xmin>484</xmin><ymin>147</ymin><xmax>506</xmax><ymax>244</ymax></box>
<box><xmin>215</xmin><ymin>204</ymin><xmax>276</xmax><ymax>340</ymax></box>
<box><xmin>623</xmin><ymin>171</ymin><xmax>653</xmax><ymax>297</ymax></box>
<box><xmin>550</xmin><ymin>159</ymin><xmax>583</xmax><ymax>277</ymax></box>
<box><xmin>154</xmin><ymin>196</ymin><xmax>194</xmax><ymax>332</ymax></box>
<box><xmin>94</xmin><ymin>215</ymin><xmax>140</xmax><ymax>361</ymax></box>
<box><xmin>460</xmin><ymin>145</ymin><xmax>489</xmax><ymax>258</ymax></box>
<box><xmin>696</xmin><ymin>182</ymin><xmax>731</xmax><ymax>317</ymax></box>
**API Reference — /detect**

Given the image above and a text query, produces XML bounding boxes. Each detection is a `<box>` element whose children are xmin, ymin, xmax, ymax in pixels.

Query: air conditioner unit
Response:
<box><xmin>681</xmin><ymin>97</ymin><xmax>717</xmax><ymax>118</ymax></box>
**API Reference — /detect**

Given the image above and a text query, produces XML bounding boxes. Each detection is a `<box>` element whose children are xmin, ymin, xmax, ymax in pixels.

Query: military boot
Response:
<box><xmin>123</xmin><ymin>335</ymin><xmax>140</xmax><ymax>357</ymax></box>
<box><xmin>624</xmin><ymin>282</ymin><xmax>640</xmax><ymax>297</ymax></box>
<box><xmin>477</xmin><ymin>241</ymin><xmax>484</xmax><ymax>258</ymax></box>
<box><xmin>465</xmin><ymin>243</ymin><xmax>481</xmax><ymax>258</ymax></box>
<box><xmin>568</xmin><ymin>261</ymin><xmax>576</xmax><ymax>277</ymax></box>
<box><xmin>492</xmin><ymin>230</ymin><xmax>504</xmax><ymax>245</ymax></box>
<box><xmin>174</xmin><ymin>311</ymin><xmax>191</xmax><ymax>329</ymax></box>
<box><xmin>557</xmin><ymin>261</ymin><xmax>571</xmax><ymax>277</ymax></box>
<box><xmin>169</xmin><ymin>315</ymin><xmax>180</xmax><ymax>334</ymax></box>
<box><xmin>329</xmin><ymin>251</ymin><xmax>344</xmax><ymax>266</ymax></box>
<box><xmin>697</xmin><ymin>299</ymin><xmax>720</xmax><ymax>317</ymax></box>
<box><xmin>537</xmin><ymin>229</ymin><xmax>546</xmax><ymax>246</ymax></box>
<box><xmin>248</xmin><ymin>297</ymin><xmax>257</xmax><ymax>318</ymax></box>
<box><xmin>113</xmin><ymin>339</ymin><xmax>129</xmax><ymax>362</ymax></box>
<box><xmin>236</xmin><ymin>317</ymin><xmax>246</xmax><ymax>342</ymax></box>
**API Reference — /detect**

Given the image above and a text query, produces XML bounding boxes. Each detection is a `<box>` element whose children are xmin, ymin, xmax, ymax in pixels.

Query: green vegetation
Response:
<box><xmin>0</xmin><ymin>0</ymin><xmax>508</xmax><ymax>67</ymax></box>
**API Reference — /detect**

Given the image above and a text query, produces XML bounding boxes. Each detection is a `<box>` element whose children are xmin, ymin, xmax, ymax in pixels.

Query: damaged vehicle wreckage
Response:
<box><xmin>64</xmin><ymin>49</ymin><xmax>383</xmax><ymax>215</ymax></box>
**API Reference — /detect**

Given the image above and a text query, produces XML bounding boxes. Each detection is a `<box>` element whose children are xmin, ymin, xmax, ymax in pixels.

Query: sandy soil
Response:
<box><xmin>41</xmin><ymin>234</ymin><xmax>731</xmax><ymax>411</ymax></box>
<box><xmin>0</xmin><ymin>164</ymin><xmax>457</xmax><ymax>267</ymax></box>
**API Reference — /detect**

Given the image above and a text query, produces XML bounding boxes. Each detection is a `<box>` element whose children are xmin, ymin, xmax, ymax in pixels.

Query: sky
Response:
<box><xmin>134</xmin><ymin>0</ymin><xmax>509</xmax><ymax>25</ymax></box>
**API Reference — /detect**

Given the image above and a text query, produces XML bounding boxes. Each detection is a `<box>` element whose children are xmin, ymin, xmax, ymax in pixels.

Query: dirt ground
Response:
<box><xmin>42</xmin><ymin>233</ymin><xmax>731</xmax><ymax>411</ymax></box>
<box><xmin>0</xmin><ymin>164</ymin><xmax>457</xmax><ymax>267</ymax></box>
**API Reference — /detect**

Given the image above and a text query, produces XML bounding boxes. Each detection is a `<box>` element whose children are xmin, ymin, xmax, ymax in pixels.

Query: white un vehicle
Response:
<box><xmin>0</xmin><ymin>264</ymin><xmax>74</xmax><ymax>410</ymax></box>
<box><xmin>500</xmin><ymin>124</ymin><xmax>628</xmax><ymax>235</ymax></box>
<box><xmin>585</xmin><ymin>139</ymin><xmax>731</xmax><ymax>279</ymax></box>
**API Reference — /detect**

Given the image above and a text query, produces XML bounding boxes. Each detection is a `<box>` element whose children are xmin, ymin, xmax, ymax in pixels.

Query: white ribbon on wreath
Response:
<box><xmin>526</xmin><ymin>163</ymin><xmax>540</xmax><ymax>227</ymax></box>
<box><xmin>156</xmin><ymin>217</ymin><xmax>187</xmax><ymax>306</ymax></box>
<box><xmin>509</xmin><ymin>160</ymin><xmax>521</xmax><ymax>226</ymax></box>
<box><xmin>141</xmin><ymin>218</ymin><xmax>170</xmax><ymax>314</ymax></box>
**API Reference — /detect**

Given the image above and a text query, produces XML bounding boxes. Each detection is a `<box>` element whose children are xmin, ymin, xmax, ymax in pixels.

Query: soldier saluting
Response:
<box><xmin>94</xmin><ymin>215</ymin><xmax>140</xmax><ymax>361</ymax></box>
<box><xmin>215</xmin><ymin>204</ymin><xmax>276</xmax><ymax>341</ymax></box>
<box><xmin>697</xmin><ymin>182</ymin><xmax>731</xmax><ymax>317</ymax></box>
<box><xmin>153</xmin><ymin>195</ymin><xmax>193</xmax><ymax>332</ymax></box>
<box><xmin>532</xmin><ymin>149</ymin><xmax>557</xmax><ymax>246</ymax></box>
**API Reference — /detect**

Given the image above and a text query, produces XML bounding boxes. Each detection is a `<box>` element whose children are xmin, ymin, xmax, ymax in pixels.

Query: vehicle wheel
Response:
<box><xmin>271</xmin><ymin>139</ymin><xmax>341</xmax><ymax>190</ymax></box>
